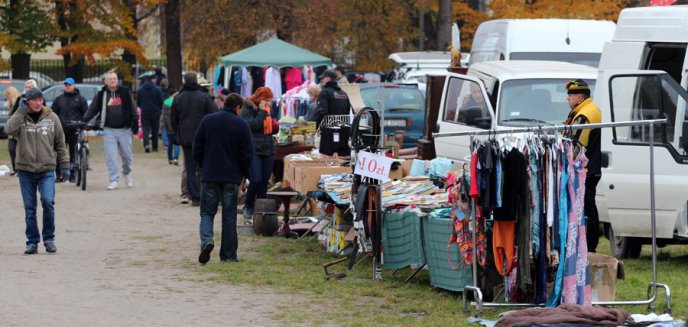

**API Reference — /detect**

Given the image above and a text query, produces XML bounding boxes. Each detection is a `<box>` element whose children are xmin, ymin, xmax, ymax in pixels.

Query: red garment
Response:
<box><xmin>284</xmin><ymin>67</ymin><xmax>303</xmax><ymax>91</ymax></box>
<box><xmin>470</xmin><ymin>152</ymin><xmax>479</xmax><ymax>200</ymax></box>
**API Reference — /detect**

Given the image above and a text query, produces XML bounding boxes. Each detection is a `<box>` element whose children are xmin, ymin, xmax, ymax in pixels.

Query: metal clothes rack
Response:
<box><xmin>433</xmin><ymin>118</ymin><xmax>672</xmax><ymax>315</ymax></box>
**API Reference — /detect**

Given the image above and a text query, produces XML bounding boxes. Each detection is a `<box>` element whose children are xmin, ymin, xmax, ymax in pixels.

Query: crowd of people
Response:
<box><xmin>3</xmin><ymin>67</ymin><xmax>355</xmax><ymax>263</ymax></box>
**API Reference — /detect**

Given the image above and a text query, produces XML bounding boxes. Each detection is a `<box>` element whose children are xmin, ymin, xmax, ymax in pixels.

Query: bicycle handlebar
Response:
<box><xmin>63</xmin><ymin>120</ymin><xmax>96</xmax><ymax>130</ymax></box>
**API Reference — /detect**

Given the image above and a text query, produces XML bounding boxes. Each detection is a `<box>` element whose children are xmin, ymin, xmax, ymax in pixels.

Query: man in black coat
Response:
<box><xmin>51</xmin><ymin>77</ymin><xmax>88</xmax><ymax>182</ymax></box>
<box><xmin>314</xmin><ymin>69</ymin><xmax>351</xmax><ymax>128</ymax></box>
<box><xmin>193</xmin><ymin>93</ymin><xmax>253</xmax><ymax>264</ymax></box>
<box><xmin>171</xmin><ymin>72</ymin><xmax>217</xmax><ymax>206</ymax></box>
<box><xmin>137</xmin><ymin>76</ymin><xmax>165</xmax><ymax>152</ymax></box>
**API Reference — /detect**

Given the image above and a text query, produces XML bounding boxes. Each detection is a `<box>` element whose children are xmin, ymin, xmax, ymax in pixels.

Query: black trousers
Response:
<box><xmin>8</xmin><ymin>138</ymin><xmax>16</xmax><ymax>171</ymax></box>
<box><xmin>141</xmin><ymin>112</ymin><xmax>160</xmax><ymax>151</ymax></box>
<box><xmin>585</xmin><ymin>174</ymin><xmax>601</xmax><ymax>252</ymax></box>
<box><xmin>182</xmin><ymin>146</ymin><xmax>200</xmax><ymax>202</ymax></box>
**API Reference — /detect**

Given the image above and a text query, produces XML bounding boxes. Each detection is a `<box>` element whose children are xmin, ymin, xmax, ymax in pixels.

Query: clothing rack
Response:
<box><xmin>433</xmin><ymin>118</ymin><xmax>671</xmax><ymax>315</ymax></box>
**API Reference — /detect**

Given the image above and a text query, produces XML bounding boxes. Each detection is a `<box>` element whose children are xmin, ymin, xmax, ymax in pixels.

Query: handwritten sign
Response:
<box><xmin>354</xmin><ymin>151</ymin><xmax>393</xmax><ymax>180</ymax></box>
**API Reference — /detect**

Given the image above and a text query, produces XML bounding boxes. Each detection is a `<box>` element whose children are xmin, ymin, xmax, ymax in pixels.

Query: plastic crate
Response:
<box><xmin>381</xmin><ymin>210</ymin><xmax>424</xmax><ymax>270</ymax></box>
<box><xmin>422</xmin><ymin>214</ymin><xmax>473</xmax><ymax>292</ymax></box>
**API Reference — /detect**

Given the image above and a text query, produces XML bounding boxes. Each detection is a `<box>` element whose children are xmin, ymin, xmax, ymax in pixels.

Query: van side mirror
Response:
<box><xmin>681</xmin><ymin>123</ymin><xmax>688</xmax><ymax>153</ymax></box>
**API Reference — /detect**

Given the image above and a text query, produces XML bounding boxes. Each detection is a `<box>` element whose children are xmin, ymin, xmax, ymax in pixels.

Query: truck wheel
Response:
<box><xmin>608</xmin><ymin>226</ymin><xmax>642</xmax><ymax>259</ymax></box>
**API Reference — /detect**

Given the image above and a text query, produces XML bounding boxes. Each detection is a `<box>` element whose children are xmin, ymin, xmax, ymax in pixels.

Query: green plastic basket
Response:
<box><xmin>422</xmin><ymin>214</ymin><xmax>473</xmax><ymax>292</ymax></box>
<box><xmin>381</xmin><ymin>211</ymin><xmax>424</xmax><ymax>270</ymax></box>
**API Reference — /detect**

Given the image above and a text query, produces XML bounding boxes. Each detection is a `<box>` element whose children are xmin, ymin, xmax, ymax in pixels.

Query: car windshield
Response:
<box><xmin>509</xmin><ymin>52</ymin><xmax>602</xmax><ymax>68</ymax></box>
<box><xmin>498</xmin><ymin>78</ymin><xmax>596</xmax><ymax>127</ymax></box>
<box><xmin>360</xmin><ymin>87</ymin><xmax>424</xmax><ymax>112</ymax></box>
<box><xmin>44</xmin><ymin>85</ymin><xmax>98</xmax><ymax>103</ymax></box>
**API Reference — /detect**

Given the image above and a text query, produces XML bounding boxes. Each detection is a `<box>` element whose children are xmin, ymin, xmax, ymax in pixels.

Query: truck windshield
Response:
<box><xmin>510</xmin><ymin>52</ymin><xmax>601</xmax><ymax>67</ymax></box>
<box><xmin>498</xmin><ymin>78</ymin><xmax>596</xmax><ymax>127</ymax></box>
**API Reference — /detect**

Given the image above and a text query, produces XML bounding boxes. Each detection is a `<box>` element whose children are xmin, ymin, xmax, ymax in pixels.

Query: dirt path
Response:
<box><xmin>0</xmin><ymin>149</ymin><xmax>290</xmax><ymax>326</ymax></box>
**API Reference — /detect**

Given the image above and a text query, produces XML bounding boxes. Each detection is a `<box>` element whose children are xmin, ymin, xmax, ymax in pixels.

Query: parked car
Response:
<box><xmin>0</xmin><ymin>71</ymin><xmax>55</xmax><ymax>89</ymax></box>
<box><xmin>42</xmin><ymin>83</ymin><xmax>102</xmax><ymax>108</ymax></box>
<box><xmin>0</xmin><ymin>79</ymin><xmax>26</xmax><ymax>138</ymax></box>
<box><xmin>359</xmin><ymin>84</ymin><xmax>425</xmax><ymax>149</ymax></box>
<box><xmin>434</xmin><ymin>60</ymin><xmax>597</xmax><ymax>163</ymax></box>
<box><xmin>469</xmin><ymin>19</ymin><xmax>616</xmax><ymax>68</ymax></box>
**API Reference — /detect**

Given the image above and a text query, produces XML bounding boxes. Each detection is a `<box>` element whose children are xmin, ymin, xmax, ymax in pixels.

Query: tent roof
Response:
<box><xmin>220</xmin><ymin>38</ymin><xmax>332</xmax><ymax>67</ymax></box>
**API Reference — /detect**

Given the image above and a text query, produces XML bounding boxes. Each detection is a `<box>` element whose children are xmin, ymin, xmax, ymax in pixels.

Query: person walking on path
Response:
<box><xmin>8</xmin><ymin>80</ymin><xmax>40</xmax><ymax>176</ymax></box>
<box><xmin>241</xmin><ymin>87</ymin><xmax>276</xmax><ymax>221</ymax></box>
<box><xmin>564</xmin><ymin>79</ymin><xmax>602</xmax><ymax>252</ymax></box>
<box><xmin>51</xmin><ymin>77</ymin><xmax>88</xmax><ymax>182</ymax></box>
<box><xmin>137</xmin><ymin>76</ymin><xmax>165</xmax><ymax>153</ymax></box>
<box><xmin>5</xmin><ymin>88</ymin><xmax>69</xmax><ymax>254</ymax></box>
<box><xmin>171</xmin><ymin>72</ymin><xmax>217</xmax><ymax>206</ymax></box>
<box><xmin>193</xmin><ymin>93</ymin><xmax>254</xmax><ymax>264</ymax></box>
<box><xmin>83</xmin><ymin>72</ymin><xmax>139</xmax><ymax>190</ymax></box>
<box><xmin>161</xmin><ymin>92</ymin><xmax>180</xmax><ymax>165</ymax></box>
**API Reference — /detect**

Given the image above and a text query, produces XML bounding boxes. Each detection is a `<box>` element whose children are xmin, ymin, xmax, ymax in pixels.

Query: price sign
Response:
<box><xmin>354</xmin><ymin>151</ymin><xmax>393</xmax><ymax>180</ymax></box>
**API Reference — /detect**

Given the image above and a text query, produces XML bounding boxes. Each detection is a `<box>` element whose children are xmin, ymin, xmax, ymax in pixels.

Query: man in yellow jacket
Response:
<box><xmin>565</xmin><ymin>79</ymin><xmax>602</xmax><ymax>253</ymax></box>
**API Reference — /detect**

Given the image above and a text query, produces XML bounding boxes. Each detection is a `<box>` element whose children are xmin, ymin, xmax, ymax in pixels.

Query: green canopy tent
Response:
<box><xmin>220</xmin><ymin>38</ymin><xmax>332</xmax><ymax>67</ymax></box>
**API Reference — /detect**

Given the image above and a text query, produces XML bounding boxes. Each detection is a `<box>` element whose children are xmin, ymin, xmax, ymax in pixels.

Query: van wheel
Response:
<box><xmin>608</xmin><ymin>226</ymin><xmax>642</xmax><ymax>259</ymax></box>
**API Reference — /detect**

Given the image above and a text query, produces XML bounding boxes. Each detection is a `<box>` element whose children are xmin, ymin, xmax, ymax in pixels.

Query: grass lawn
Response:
<box><xmin>199</xmin><ymin>232</ymin><xmax>686</xmax><ymax>326</ymax></box>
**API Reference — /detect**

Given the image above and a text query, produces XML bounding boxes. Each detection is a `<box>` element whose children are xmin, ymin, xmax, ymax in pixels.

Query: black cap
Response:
<box><xmin>319</xmin><ymin>69</ymin><xmax>337</xmax><ymax>80</ymax></box>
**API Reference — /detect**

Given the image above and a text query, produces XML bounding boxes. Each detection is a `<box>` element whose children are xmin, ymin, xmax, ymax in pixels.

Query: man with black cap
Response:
<box><xmin>314</xmin><ymin>69</ymin><xmax>351</xmax><ymax>128</ymax></box>
<box><xmin>137</xmin><ymin>75</ymin><xmax>165</xmax><ymax>152</ymax></box>
<box><xmin>5</xmin><ymin>88</ymin><xmax>69</xmax><ymax>254</ymax></box>
<box><xmin>52</xmin><ymin>77</ymin><xmax>88</xmax><ymax>182</ymax></box>
<box><xmin>565</xmin><ymin>79</ymin><xmax>602</xmax><ymax>252</ymax></box>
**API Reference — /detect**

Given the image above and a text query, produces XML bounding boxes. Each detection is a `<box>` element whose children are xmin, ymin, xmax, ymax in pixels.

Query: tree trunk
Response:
<box><xmin>436</xmin><ymin>0</ymin><xmax>453</xmax><ymax>50</ymax></box>
<box><xmin>165</xmin><ymin>0</ymin><xmax>183</xmax><ymax>91</ymax></box>
<box><xmin>56</xmin><ymin>0</ymin><xmax>85</xmax><ymax>82</ymax></box>
<box><xmin>11</xmin><ymin>52</ymin><xmax>30</xmax><ymax>80</ymax></box>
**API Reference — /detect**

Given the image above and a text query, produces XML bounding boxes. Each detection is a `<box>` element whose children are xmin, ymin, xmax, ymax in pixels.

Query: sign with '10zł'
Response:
<box><xmin>354</xmin><ymin>151</ymin><xmax>392</xmax><ymax>180</ymax></box>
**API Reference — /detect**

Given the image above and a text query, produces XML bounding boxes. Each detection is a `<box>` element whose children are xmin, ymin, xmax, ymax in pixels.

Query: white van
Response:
<box><xmin>435</xmin><ymin>60</ymin><xmax>597</xmax><ymax>162</ymax></box>
<box><xmin>593</xmin><ymin>6</ymin><xmax>688</xmax><ymax>258</ymax></box>
<box><xmin>469</xmin><ymin>19</ymin><xmax>616</xmax><ymax>67</ymax></box>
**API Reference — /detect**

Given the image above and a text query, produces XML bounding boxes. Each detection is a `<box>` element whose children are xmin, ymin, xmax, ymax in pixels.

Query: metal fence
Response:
<box><xmin>29</xmin><ymin>58</ymin><xmax>167</xmax><ymax>86</ymax></box>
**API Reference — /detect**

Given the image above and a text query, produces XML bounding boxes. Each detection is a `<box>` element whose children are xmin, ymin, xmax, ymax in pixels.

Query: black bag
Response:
<box><xmin>319</xmin><ymin>125</ymin><xmax>351</xmax><ymax>156</ymax></box>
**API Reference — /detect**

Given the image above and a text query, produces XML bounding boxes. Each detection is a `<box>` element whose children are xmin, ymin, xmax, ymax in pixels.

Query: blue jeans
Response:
<box><xmin>244</xmin><ymin>153</ymin><xmax>274</xmax><ymax>211</ymax></box>
<box><xmin>18</xmin><ymin>171</ymin><xmax>56</xmax><ymax>245</ymax></box>
<box><xmin>199</xmin><ymin>182</ymin><xmax>239</xmax><ymax>261</ymax></box>
<box><xmin>103</xmin><ymin>127</ymin><xmax>133</xmax><ymax>183</ymax></box>
<box><xmin>166</xmin><ymin>134</ymin><xmax>180</xmax><ymax>161</ymax></box>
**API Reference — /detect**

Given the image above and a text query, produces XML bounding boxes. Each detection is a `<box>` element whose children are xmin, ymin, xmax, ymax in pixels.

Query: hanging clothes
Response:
<box><xmin>250</xmin><ymin>67</ymin><xmax>265</xmax><ymax>93</ymax></box>
<box><xmin>264</xmin><ymin>66</ymin><xmax>282</xmax><ymax>98</ymax></box>
<box><xmin>285</xmin><ymin>67</ymin><xmax>303</xmax><ymax>91</ymax></box>
<box><xmin>240</xmin><ymin>67</ymin><xmax>251</xmax><ymax>97</ymax></box>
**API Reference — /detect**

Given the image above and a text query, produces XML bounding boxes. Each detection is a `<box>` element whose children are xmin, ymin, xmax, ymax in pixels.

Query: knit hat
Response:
<box><xmin>249</xmin><ymin>87</ymin><xmax>274</xmax><ymax>105</ymax></box>
<box><xmin>319</xmin><ymin>69</ymin><xmax>337</xmax><ymax>80</ymax></box>
<box><xmin>25</xmin><ymin>88</ymin><xmax>44</xmax><ymax>100</ymax></box>
<box><xmin>566</xmin><ymin>79</ymin><xmax>590</xmax><ymax>95</ymax></box>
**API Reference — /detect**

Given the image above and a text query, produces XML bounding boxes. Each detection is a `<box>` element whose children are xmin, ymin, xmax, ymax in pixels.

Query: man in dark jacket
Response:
<box><xmin>83</xmin><ymin>71</ymin><xmax>139</xmax><ymax>190</ymax></box>
<box><xmin>171</xmin><ymin>72</ymin><xmax>218</xmax><ymax>205</ymax></box>
<box><xmin>137</xmin><ymin>76</ymin><xmax>165</xmax><ymax>152</ymax></box>
<box><xmin>193</xmin><ymin>93</ymin><xmax>253</xmax><ymax>264</ymax></box>
<box><xmin>314</xmin><ymin>69</ymin><xmax>351</xmax><ymax>128</ymax></box>
<box><xmin>51</xmin><ymin>77</ymin><xmax>88</xmax><ymax>182</ymax></box>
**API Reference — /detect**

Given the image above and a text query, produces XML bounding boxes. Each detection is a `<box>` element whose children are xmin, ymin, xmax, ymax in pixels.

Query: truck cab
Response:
<box><xmin>594</xmin><ymin>6</ymin><xmax>688</xmax><ymax>258</ymax></box>
<box><xmin>435</xmin><ymin>60</ymin><xmax>597</xmax><ymax>162</ymax></box>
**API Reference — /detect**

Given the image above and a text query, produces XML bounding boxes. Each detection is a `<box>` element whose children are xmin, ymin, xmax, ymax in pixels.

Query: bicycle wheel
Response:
<box><xmin>80</xmin><ymin>147</ymin><xmax>88</xmax><ymax>191</ymax></box>
<box><xmin>75</xmin><ymin>149</ymin><xmax>82</xmax><ymax>187</ymax></box>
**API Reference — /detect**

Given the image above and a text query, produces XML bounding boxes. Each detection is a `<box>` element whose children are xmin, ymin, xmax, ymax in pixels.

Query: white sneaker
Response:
<box><xmin>124</xmin><ymin>174</ymin><xmax>133</xmax><ymax>188</ymax></box>
<box><xmin>107</xmin><ymin>181</ymin><xmax>119</xmax><ymax>190</ymax></box>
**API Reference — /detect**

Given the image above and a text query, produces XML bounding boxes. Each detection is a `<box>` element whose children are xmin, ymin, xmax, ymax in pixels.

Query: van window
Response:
<box><xmin>442</xmin><ymin>77</ymin><xmax>492</xmax><ymax>129</ymax></box>
<box><xmin>610</xmin><ymin>74</ymin><xmax>688</xmax><ymax>160</ymax></box>
<box><xmin>509</xmin><ymin>52</ymin><xmax>602</xmax><ymax>67</ymax></box>
<box><xmin>499</xmin><ymin>79</ymin><xmax>594</xmax><ymax>127</ymax></box>
<box><xmin>642</xmin><ymin>43</ymin><xmax>685</xmax><ymax>85</ymax></box>
<box><xmin>469</xmin><ymin>51</ymin><xmax>502</xmax><ymax>65</ymax></box>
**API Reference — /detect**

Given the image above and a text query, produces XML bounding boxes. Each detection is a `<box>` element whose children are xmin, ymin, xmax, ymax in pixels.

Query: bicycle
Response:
<box><xmin>65</xmin><ymin>121</ymin><xmax>93</xmax><ymax>191</ymax></box>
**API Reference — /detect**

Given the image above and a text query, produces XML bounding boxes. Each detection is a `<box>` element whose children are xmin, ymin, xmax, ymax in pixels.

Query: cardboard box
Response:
<box><xmin>293</xmin><ymin>164</ymin><xmax>350</xmax><ymax>194</ymax></box>
<box><xmin>589</xmin><ymin>252</ymin><xmax>625</xmax><ymax>302</ymax></box>
<box><xmin>282</xmin><ymin>155</ymin><xmax>342</xmax><ymax>189</ymax></box>
<box><xmin>401</xmin><ymin>159</ymin><xmax>413</xmax><ymax>177</ymax></box>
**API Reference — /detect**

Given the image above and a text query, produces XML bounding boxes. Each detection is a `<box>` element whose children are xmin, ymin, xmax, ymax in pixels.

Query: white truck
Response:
<box><xmin>434</xmin><ymin>60</ymin><xmax>598</xmax><ymax>161</ymax></box>
<box><xmin>594</xmin><ymin>6</ymin><xmax>688</xmax><ymax>258</ymax></box>
<box><xmin>469</xmin><ymin>19</ymin><xmax>616</xmax><ymax>68</ymax></box>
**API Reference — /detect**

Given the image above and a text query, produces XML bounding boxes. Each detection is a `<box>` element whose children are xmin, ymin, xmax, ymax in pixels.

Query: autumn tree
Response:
<box><xmin>0</xmin><ymin>0</ymin><xmax>54</xmax><ymax>79</ymax></box>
